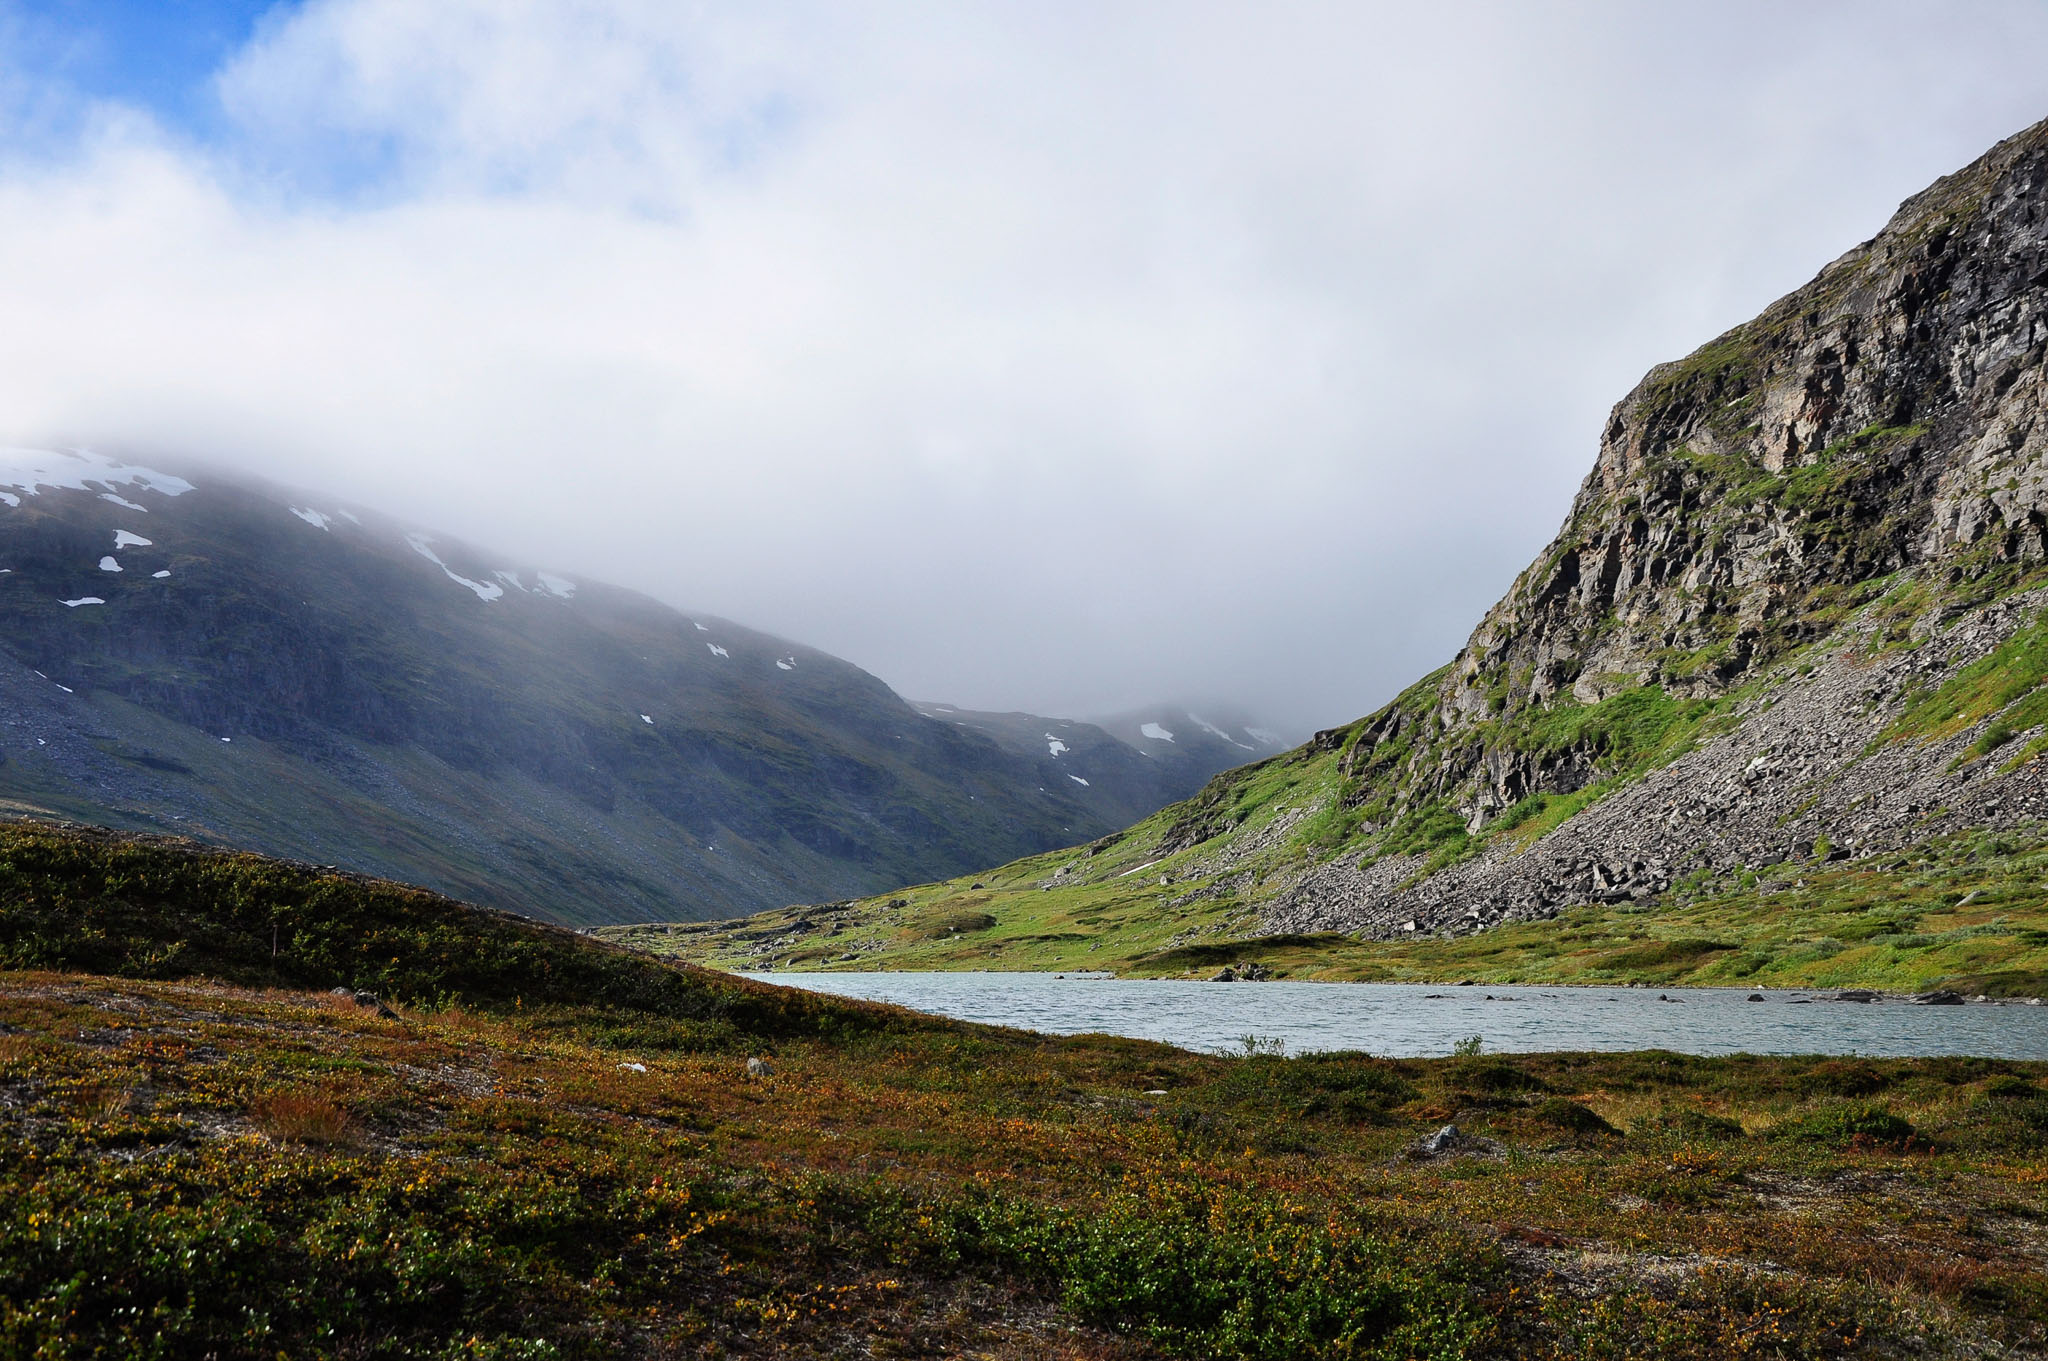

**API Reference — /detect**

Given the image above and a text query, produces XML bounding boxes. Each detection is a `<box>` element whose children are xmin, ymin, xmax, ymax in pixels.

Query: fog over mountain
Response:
<box><xmin>0</xmin><ymin>1</ymin><xmax>2045</xmax><ymax>734</ymax></box>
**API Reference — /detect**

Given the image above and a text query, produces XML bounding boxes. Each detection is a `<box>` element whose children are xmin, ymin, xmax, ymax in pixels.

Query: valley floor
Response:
<box><xmin>621</xmin><ymin>824</ymin><xmax>2048</xmax><ymax>998</ymax></box>
<box><xmin>4</xmin><ymin>969</ymin><xmax>2047</xmax><ymax>1358</ymax></box>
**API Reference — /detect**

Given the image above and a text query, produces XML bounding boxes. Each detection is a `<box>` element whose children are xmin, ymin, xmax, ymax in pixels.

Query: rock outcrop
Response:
<box><xmin>1255</xmin><ymin>115</ymin><xmax>2048</xmax><ymax>938</ymax></box>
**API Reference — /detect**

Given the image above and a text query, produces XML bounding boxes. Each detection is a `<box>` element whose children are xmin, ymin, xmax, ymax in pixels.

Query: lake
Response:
<box><xmin>756</xmin><ymin>972</ymin><xmax>2048</xmax><ymax>1059</ymax></box>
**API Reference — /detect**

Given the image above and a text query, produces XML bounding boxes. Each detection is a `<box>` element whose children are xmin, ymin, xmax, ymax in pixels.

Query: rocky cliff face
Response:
<box><xmin>1491</xmin><ymin>128</ymin><xmax>2040</xmax><ymax>692</ymax></box>
<box><xmin>1338</xmin><ymin>119</ymin><xmax>2048</xmax><ymax>825</ymax></box>
<box><xmin>1252</xmin><ymin>116</ymin><xmax>2048</xmax><ymax>935</ymax></box>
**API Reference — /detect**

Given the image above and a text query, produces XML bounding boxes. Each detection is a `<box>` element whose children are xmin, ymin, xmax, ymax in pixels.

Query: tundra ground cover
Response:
<box><xmin>4</xmin><ymin>973</ymin><xmax>2048</xmax><ymax>1358</ymax></box>
<box><xmin>3</xmin><ymin>823</ymin><xmax>2048</xmax><ymax>1356</ymax></box>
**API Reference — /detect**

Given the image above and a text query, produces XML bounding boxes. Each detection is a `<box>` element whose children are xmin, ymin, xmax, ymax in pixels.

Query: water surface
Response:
<box><xmin>757</xmin><ymin>972</ymin><xmax>2048</xmax><ymax>1059</ymax></box>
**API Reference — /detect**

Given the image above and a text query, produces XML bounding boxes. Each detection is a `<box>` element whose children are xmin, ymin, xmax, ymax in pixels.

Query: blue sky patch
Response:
<box><xmin>5</xmin><ymin>0</ymin><xmax>290</xmax><ymax>136</ymax></box>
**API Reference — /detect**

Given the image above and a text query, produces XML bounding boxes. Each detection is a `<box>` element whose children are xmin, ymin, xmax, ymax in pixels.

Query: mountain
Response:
<box><xmin>1089</xmin><ymin>703</ymin><xmax>1292</xmax><ymax>784</ymax></box>
<box><xmin>644</xmin><ymin>116</ymin><xmax>2048</xmax><ymax>989</ymax></box>
<box><xmin>0</xmin><ymin>454</ymin><xmax>1182</xmax><ymax>925</ymax></box>
<box><xmin>908</xmin><ymin>701</ymin><xmax>1292</xmax><ymax>829</ymax></box>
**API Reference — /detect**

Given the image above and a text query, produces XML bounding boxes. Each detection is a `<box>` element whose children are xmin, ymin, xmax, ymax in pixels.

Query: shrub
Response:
<box><xmin>1448</xmin><ymin>1058</ymin><xmax>1546</xmax><ymax>1097</ymax></box>
<box><xmin>945</xmin><ymin>1177</ymin><xmax>1494</xmax><ymax>1360</ymax></box>
<box><xmin>1778</xmin><ymin>1105</ymin><xmax>1919</xmax><ymax>1149</ymax></box>
<box><xmin>250</xmin><ymin>1091</ymin><xmax>354</xmax><ymax>1145</ymax></box>
<box><xmin>1602</xmin><ymin>938</ymin><xmax>1736</xmax><ymax>971</ymax></box>
<box><xmin>1798</xmin><ymin>1060</ymin><xmax>1891</xmax><ymax>1098</ymax></box>
<box><xmin>1529</xmin><ymin>1098</ymin><xmax>1617</xmax><ymax>1137</ymax></box>
<box><xmin>1641</xmin><ymin>1108</ymin><xmax>1747</xmax><ymax>1141</ymax></box>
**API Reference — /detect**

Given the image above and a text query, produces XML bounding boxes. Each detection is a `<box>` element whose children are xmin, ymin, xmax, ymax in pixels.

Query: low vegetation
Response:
<box><xmin>640</xmin><ymin>815</ymin><xmax>2048</xmax><ymax>997</ymax></box>
<box><xmin>1</xmin><ymin>822</ymin><xmax>2046</xmax><ymax>1356</ymax></box>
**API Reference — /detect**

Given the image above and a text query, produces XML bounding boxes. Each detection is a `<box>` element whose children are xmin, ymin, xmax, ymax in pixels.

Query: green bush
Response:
<box><xmin>1777</xmin><ymin>1105</ymin><xmax>1918</xmax><ymax>1148</ymax></box>
<box><xmin>941</xmin><ymin>1178</ymin><xmax>1493</xmax><ymax>1360</ymax></box>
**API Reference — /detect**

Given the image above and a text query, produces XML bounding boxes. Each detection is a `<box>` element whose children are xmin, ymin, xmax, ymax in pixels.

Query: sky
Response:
<box><xmin>0</xmin><ymin>3</ymin><xmax>2044</xmax><ymax>737</ymax></box>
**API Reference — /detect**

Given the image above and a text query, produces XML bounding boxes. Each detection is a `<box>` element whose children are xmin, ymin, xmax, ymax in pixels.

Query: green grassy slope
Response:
<box><xmin>623</xmin><ymin>591</ymin><xmax>2048</xmax><ymax>996</ymax></box>
<box><xmin>623</xmin><ymin>795</ymin><xmax>2048</xmax><ymax>997</ymax></box>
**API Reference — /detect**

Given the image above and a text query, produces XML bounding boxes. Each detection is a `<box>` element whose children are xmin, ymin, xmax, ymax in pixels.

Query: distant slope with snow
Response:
<box><xmin>908</xmin><ymin>701</ymin><xmax>1296</xmax><ymax>827</ymax></box>
<box><xmin>0</xmin><ymin>450</ymin><xmax>1126</xmax><ymax>925</ymax></box>
<box><xmin>1088</xmin><ymin>704</ymin><xmax>1296</xmax><ymax>794</ymax></box>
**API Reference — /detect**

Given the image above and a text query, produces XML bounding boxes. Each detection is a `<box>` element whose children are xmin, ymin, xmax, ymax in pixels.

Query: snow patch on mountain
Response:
<box><xmin>1139</xmin><ymin>722</ymin><xmax>1174</xmax><ymax>742</ymax></box>
<box><xmin>535</xmin><ymin>572</ymin><xmax>576</xmax><ymax>600</ymax></box>
<box><xmin>404</xmin><ymin>533</ymin><xmax>505</xmax><ymax>602</ymax></box>
<box><xmin>98</xmin><ymin>557</ymin><xmax>121</xmax><ymax>572</ymax></box>
<box><xmin>1188</xmin><ymin>712</ymin><xmax>1255</xmax><ymax>751</ymax></box>
<box><xmin>1045</xmin><ymin>735</ymin><xmax>1067</xmax><ymax>757</ymax></box>
<box><xmin>0</xmin><ymin>448</ymin><xmax>195</xmax><ymax>504</ymax></box>
<box><xmin>290</xmin><ymin>508</ymin><xmax>332</xmax><ymax>530</ymax></box>
<box><xmin>61</xmin><ymin>597</ymin><xmax>104</xmax><ymax>607</ymax></box>
<box><xmin>707</xmin><ymin>643</ymin><xmax>730</xmax><ymax>658</ymax></box>
<box><xmin>113</xmin><ymin>531</ymin><xmax>152</xmax><ymax>549</ymax></box>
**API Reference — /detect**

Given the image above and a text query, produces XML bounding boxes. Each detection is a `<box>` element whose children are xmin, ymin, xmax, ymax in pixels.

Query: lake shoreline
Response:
<box><xmin>750</xmin><ymin>972</ymin><xmax>2048</xmax><ymax>1060</ymax></box>
<box><xmin>738</xmin><ymin>965</ymin><xmax>2048</xmax><ymax>1007</ymax></box>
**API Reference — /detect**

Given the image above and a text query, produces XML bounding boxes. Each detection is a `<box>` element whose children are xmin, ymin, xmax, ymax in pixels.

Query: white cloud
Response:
<box><xmin>0</xmin><ymin>1</ymin><xmax>2044</xmax><ymax>732</ymax></box>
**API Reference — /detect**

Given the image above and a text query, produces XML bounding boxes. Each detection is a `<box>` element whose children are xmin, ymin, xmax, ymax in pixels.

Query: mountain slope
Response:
<box><xmin>648</xmin><ymin>115</ymin><xmax>2048</xmax><ymax>984</ymax></box>
<box><xmin>909</xmin><ymin>701</ymin><xmax>1292</xmax><ymax>830</ymax></box>
<box><xmin>0</xmin><ymin>456</ymin><xmax>1140</xmax><ymax>924</ymax></box>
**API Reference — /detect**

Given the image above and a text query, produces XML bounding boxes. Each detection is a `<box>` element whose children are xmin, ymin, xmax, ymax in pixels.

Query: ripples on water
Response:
<box><xmin>756</xmin><ymin>972</ymin><xmax>2048</xmax><ymax>1059</ymax></box>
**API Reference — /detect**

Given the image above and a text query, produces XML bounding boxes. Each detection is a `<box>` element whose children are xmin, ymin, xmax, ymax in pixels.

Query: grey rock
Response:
<box><xmin>1222</xmin><ymin>123</ymin><xmax>2048</xmax><ymax>951</ymax></box>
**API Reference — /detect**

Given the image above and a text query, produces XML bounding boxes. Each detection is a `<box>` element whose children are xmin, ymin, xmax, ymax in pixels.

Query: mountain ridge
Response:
<box><xmin>0</xmin><ymin>451</ymin><xmax>1276</xmax><ymax>924</ymax></box>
